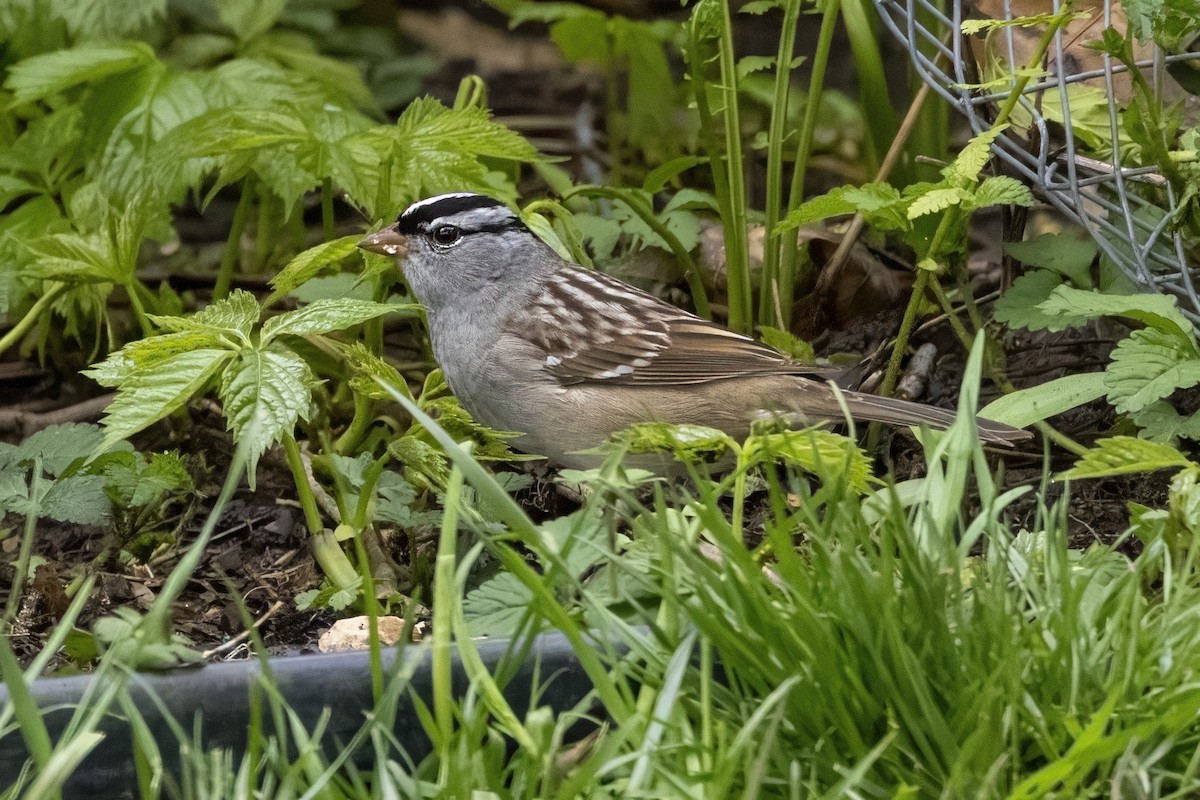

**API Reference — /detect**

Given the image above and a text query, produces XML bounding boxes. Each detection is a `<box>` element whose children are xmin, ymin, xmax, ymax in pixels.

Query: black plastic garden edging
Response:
<box><xmin>0</xmin><ymin>630</ymin><xmax>604</xmax><ymax>799</ymax></box>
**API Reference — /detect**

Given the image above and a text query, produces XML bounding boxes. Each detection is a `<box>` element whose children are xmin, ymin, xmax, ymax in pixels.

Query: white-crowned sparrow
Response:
<box><xmin>359</xmin><ymin>193</ymin><xmax>1030</xmax><ymax>468</ymax></box>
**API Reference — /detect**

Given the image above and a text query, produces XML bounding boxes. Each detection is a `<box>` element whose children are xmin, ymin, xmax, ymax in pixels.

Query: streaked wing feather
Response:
<box><xmin>507</xmin><ymin>267</ymin><xmax>842</xmax><ymax>386</ymax></box>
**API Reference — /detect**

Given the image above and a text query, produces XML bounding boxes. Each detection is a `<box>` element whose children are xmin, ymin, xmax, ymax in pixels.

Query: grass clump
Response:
<box><xmin>8</xmin><ymin>348</ymin><xmax>1200</xmax><ymax>797</ymax></box>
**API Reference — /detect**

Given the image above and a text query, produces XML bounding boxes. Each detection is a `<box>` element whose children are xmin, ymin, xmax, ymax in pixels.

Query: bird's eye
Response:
<box><xmin>431</xmin><ymin>225</ymin><xmax>462</xmax><ymax>247</ymax></box>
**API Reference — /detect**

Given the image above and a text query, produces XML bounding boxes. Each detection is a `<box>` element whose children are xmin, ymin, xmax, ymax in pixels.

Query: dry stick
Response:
<box><xmin>0</xmin><ymin>393</ymin><xmax>115</xmax><ymax>438</ymax></box>
<box><xmin>818</xmin><ymin>76</ymin><xmax>935</xmax><ymax>287</ymax></box>
<box><xmin>202</xmin><ymin>600</ymin><xmax>285</xmax><ymax>659</ymax></box>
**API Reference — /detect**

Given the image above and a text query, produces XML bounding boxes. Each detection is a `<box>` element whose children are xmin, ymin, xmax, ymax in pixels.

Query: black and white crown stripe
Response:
<box><xmin>395</xmin><ymin>193</ymin><xmax>527</xmax><ymax>237</ymax></box>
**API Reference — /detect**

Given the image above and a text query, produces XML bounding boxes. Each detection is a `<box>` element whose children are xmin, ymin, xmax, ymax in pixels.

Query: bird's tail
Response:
<box><xmin>792</xmin><ymin>388</ymin><xmax>1031</xmax><ymax>446</ymax></box>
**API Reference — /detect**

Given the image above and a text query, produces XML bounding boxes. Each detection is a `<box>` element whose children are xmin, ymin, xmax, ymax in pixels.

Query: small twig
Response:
<box><xmin>202</xmin><ymin>600</ymin><xmax>285</xmax><ymax>659</ymax></box>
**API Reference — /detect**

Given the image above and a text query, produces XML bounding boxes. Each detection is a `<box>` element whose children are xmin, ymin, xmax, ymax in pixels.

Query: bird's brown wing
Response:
<box><xmin>508</xmin><ymin>267</ymin><xmax>842</xmax><ymax>387</ymax></box>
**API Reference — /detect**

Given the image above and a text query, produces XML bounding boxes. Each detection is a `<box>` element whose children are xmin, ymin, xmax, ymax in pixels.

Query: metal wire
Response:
<box><xmin>874</xmin><ymin>0</ymin><xmax>1200</xmax><ymax>320</ymax></box>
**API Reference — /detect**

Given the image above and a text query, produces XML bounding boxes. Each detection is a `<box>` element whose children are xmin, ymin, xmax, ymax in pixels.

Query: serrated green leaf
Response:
<box><xmin>736</xmin><ymin>55</ymin><xmax>776</xmax><ymax>79</ymax></box>
<box><xmin>1105</xmin><ymin>328</ymin><xmax>1200</xmax><ymax>414</ymax></box>
<box><xmin>969</xmin><ymin>175</ymin><xmax>1033</xmax><ymax>209</ymax></box>
<box><xmin>56</xmin><ymin>0</ymin><xmax>166</xmax><ymax>40</ymax></box>
<box><xmin>1133</xmin><ymin>401</ymin><xmax>1200</xmax><ymax>445</ymax></box>
<box><xmin>85</xmin><ymin>331</ymin><xmax>228</xmax><ymax>387</ymax></box>
<box><xmin>346</xmin><ymin>343</ymin><xmax>411</xmax><ymax>401</ymax></box>
<box><xmin>5</xmin><ymin>42</ymin><xmax>156</xmax><ymax>106</ymax></box>
<box><xmin>907</xmin><ymin>187</ymin><xmax>972</xmax><ymax>219</ymax></box>
<box><xmin>462</xmin><ymin>572</ymin><xmax>531</xmax><ymax>637</ymax></box>
<box><xmin>16</xmin><ymin>423</ymin><xmax>106</xmax><ymax>476</ymax></box>
<box><xmin>149</xmin><ymin>289</ymin><xmax>261</xmax><ymax>341</ymax></box>
<box><xmin>779</xmin><ymin>191</ymin><xmax>857</xmax><ymax>229</ymax></box>
<box><xmin>22</xmin><ymin>231</ymin><xmax>119</xmax><ymax>284</ymax></box>
<box><xmin>97</xmin><ymin>349</ymin><xmax>232</xmax><ymax>452</ymax></box>
<box><xmin>743</xmin><ymin>428</ymin><xmax>873</xmax><ymax>492</ymax></box>
<box><xmin>740</xmin><ymin>0</ymin><xmax>785</xmax><ymax>12</ymax></box>
<box><xmin>218</xmin><ymin>349</ymin><xmax>315</xmax><ymax>483</ymax></box>
<box><xmin>269</xmin><ymin>236</ymin><xmax>364</xmax><ymax>296</ymax></box>
<box><xmin>261</xmin><ymin>299</ymin><xmax>398</xmax><ymax>342</ymax></box>
<box><xmin>98</xmin><ymin>69</ymin><xmax>215</xmax><ymax>208</ymax></box>
<box><xmin>613</xmin><ymin>422</ymin><xmax>736</xmax><ymax>461</ymax></box>
<box><xmin>994</xmin><ymin>270</ymin><xmax>1066</xmax><ymax>330</ymax></box>
<box><xmin>386</xmin><ymin>98</ymin><xmax>545</xmax><ymax>203</ymax></box>
<box><xmin>36</xmin><ymin>475</ymin><xmax>111</xmax><ymax>525</ymax></box>
<box><xmin>388</xmin><ymin>435</ymin><xmax>450</xmax><ymax>489</ymax></box>
<box><xmin>1059</xmin><ymin>436</ymin><xmax>1195</xmax><ymax>479</ymax></box>
<box><xmin>1037</xmin><ymin>285</ymin><xmax>1198</xmax><ymax>342</ymax></box>
<box><xmin>948</xmin><ymin>125</ymin><xmax>1007</xmax><ymax>181</ymax></box>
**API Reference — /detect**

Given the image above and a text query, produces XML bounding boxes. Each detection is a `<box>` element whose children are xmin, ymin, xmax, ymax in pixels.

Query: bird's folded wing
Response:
<box><xmin>507</xmin><ymin>267</ymin><xmax>843</xmax><ymax>387</ymax></box>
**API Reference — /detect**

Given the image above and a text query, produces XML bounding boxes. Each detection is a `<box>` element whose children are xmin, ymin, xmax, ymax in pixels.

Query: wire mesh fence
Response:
<box><xmin>874</xmin><ymin>0</ymin><xmax>1200</xmax><ymax>321</ymax></box>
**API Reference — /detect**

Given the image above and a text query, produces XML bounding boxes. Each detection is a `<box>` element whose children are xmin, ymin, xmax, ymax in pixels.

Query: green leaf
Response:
<box><xmin>1037</xmin><ymin>285</ymin><xmax>1197</xmax><ymax>342</ymax></box>
<box><xmin>757</xmin><ymin>326</ymin><xmax>816</xmax><ymax>362</ymax></box>
<box><xmin>780</xmin><ymin>183</ymin><xmax>909</xmax><ymax>230</ymax></box>
<box><xmin>261</xmin><ymin>299</ymin><xmax>397</xmax><ymax>342</ymax></box>
<box><xmin>85</xmin><ymin>331</ymin><xmax>228</xmax><ymax>387</ymax></box>
<box><xmin>994</xmin><ymin>270</ymin><xmax>1066</xmax><ymax>330</ymax></box>
<box><xmin>1004</xmin><ymin>233</ymin><xmax>1098</xmax><ymax>286</ymax></box>
<box><xmin>37</xmin><ymin>476</ymin><xmax>111</xmax><ymax>525</ymax></box>
<box><xmin>387</xmin><ymin>98</ymin><xmax>545</xmax><ymax>202</ymax></box>
<box><xmin>980</xmin><ymin>373</ymin><xmax>1108</xmax><ymax>428</ymax></box>
<box><xmin>743</xmin><ymin>428</ymin><xmax>873</xmax><ymax>491</ymax></box>
<box><xmin>947</xmin><ymin>125</ymin><xmax>1007</xmax><ymax>182</ymax></box>
<box><xmin>462</xmin><ymin>572</ymin><xmax>531</xmax><ymax>637</ymax></box>
<box><xmin>217</xmin><ymin>0</ymin><xmax>286</xmax><ymax>41</ymax></box>
<box><xmin>97</xmin><ymin>349</ymin><xmax>233</xmax><ymax>452</ymax></box>
<box><xmin>5</xmin><ymin>42</ymin><xmax>156</xmax><ymax>106</ymax></box>
<box><xmin>1105</xmin><ymin>328</ymin><xmax>1200</xmax><ymax>414</ymax></box>
<box><xmin>907</xmin><ymin>187</ymin><xmax>972</xmax><ymax>219</ymax></box>
<box><xmin>508</xmin><ymin>1</ymin><xmax>596</xmax><ymax>25</ymax></box>
<box><xmin>16</xmin><ymin>423</ymin><xmax>107</xmax><ymax>476</ymax></box>
<box><xmin>1059</xmin><ymin>436</ymin><xmax>1195</xmax><ymax>479</ymax></box>
<box><xmin>736</xmin><ymin>55</ymin><xmax>776</xmax><ymax>78</ymax></box>
<box><xmin>1132</xmin><ymin>401</ymin><xmax>1200</xmax><ymax>445</ymax></box>
<box><xmin>218</xmin><ymin>349</ymin><xmax>315</xmax><ymax>482</ymax></box>
<box><xmin>98</xmin><ymin>69</ymin><xmax>215</xmax><ymax>208</ymax></box>
<box><xmin>613</xmin><ymin>422</ymin><xmax>736</xmax><ymax>462</ymax></box>
<box><xmin>56</xmin><ymin>0</ymin><xmax>166</xmax><ymax>40</ymax></box>
<box><xmin>22</xmin><ymin>231</ymin><xmax>120</xmax><ymax>284</ymax></box>
<box><xmin>642</xmin><ymin>156</ymin><xmax>709</xmax><ymax>194</ymax></box>
<box><xmin>344</xmin><ymin>343</ymin><xmax>411</xmax><ymax>401</ymax></box>
<box><xmin>969</xmin><ymin>175</ymin><xmax>1033</xmax><ymax>210</ymax></box>
<box><xmin>268</xmin><ymin>236</ymin><xmax>364</xmax><ymax>298</ymax></box>
<box><xmin>148</xmin><ymin>289</ymin><xmax>261</xmax><ymax>341</ymax></box>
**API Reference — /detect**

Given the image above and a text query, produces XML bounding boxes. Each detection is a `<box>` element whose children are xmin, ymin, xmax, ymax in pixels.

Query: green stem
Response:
<box><xmin>758</xmin><ymin>0</ymin><xmax>802</xmax><ymax>329</ymax></box>
<box><xmin>563</xmin><ymin>185</ymin><xmax>710</xmax><ymax>318</ymax></box>
<box><xmin>779</xmin><ymin>0</ymin><xmax>840</xmax><ymax>304</ymax></box>
<box><xmin>282</xmin><ymin>434</ymin><xmax>324</xmax><ymax>536</ymax></box>
<box><xmin>123</xmin><ymin>279</ymin><xmax>154</xmax><ymax>338</ymax></box>
<box><xmin>432</xmin><ymin>464</ymin><xmax>465</xmax><ymax>757</ymax></box>
<box><xmin>2</xmin><ymin>458</ymin><xmax>41</xmax><ymax>629</ymax></box>
<box><xmin>335</xmin><ymin>392</ymin><xmax>375</xmax><ymax>456</ymax></box>
<box><xmin>311</xmin><ymin>530</ymin><xmax>361</xmax><ymax>591</ymax></box>
<box><xmin>215</xmin><ymin>178</ymin><xmax>255</xmax><ymax>301</ymax></box>
<box><xmin>716</xmin><ymin>0</ymin><xmax>752</xmax><ymax>333</ymax></box>
<box><xmin>868</xmin><ymin>268</ymin><xmax>932</xmax><ymax>451</ymax></box>
<box><xmin>351</xmin><ymin>454</ymin><xmax>391</xmax><ymax>528</ymax></box>
<box><xmin>0</xmin><ymin>283</ymin><xmax>68</xmax><ymax>357</ymax></box>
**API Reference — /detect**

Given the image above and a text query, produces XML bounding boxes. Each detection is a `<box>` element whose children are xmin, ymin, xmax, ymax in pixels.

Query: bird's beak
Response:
<box><xmin>358</xmin><ymin>225</ymin><xmax>408</xmax><ymax>258</ymax></box>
